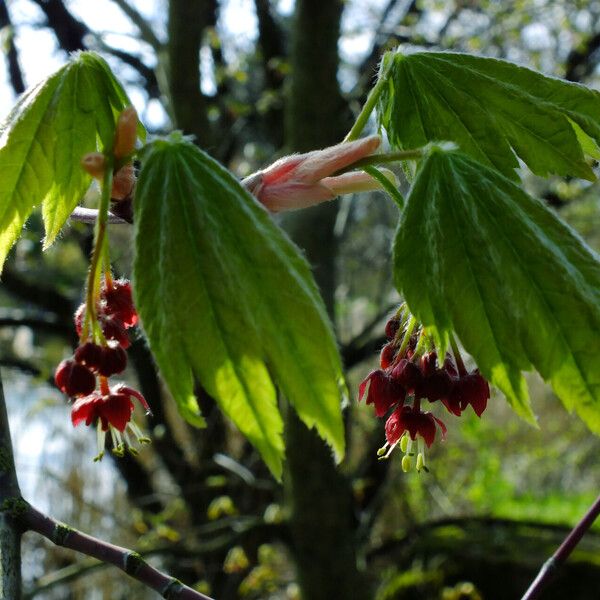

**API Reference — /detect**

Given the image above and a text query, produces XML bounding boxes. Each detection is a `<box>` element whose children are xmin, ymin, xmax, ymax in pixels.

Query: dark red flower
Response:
<box><xmin>71</xmin><ymin>385</ymin><xmax>151</xmax><ymax>460</ymax></box>
<box><xmin>451</xmin><ymin>371</ymin><xmax>490</xmax><ymax>417</ymax></box>
<box><xmin>384</xmin><ymin>315</ymin><xmax>400</xmax><ymax>341</ymax></box>
<box><xmin>420</xmin><ymin>369</ymin><xmax>454</xmax><ymax>403</ymax></box>
<box><xmin>55</xmin><ymin>359</ymin><xmax>96</xmax><ymax>397</ymax></box>
<box><xmin>74</xmin><ymin>303</ymin><xmax>86</xmax><ymax>337</ymax></box>
<box><xmin>385</xmin><ymin>405</ymin><xmax>447</xmax><ymax>448</ymax></box>
<box><xmin>102</xmin><ymin>279</ymin><xmax>138</xmax><ymax>328</ymax></box>
<box><xmin>359</xmin><ymin>369</ymin><xmax>405</xmax><ymax>417</ymax></box>
<box><xmin>101</xmin><ymin>315</ymin><xmax>130</xmax><ymax>348</ymax></box>
<box><xmin>380</xmin><ymin>342</ymin><xmax>396</xmax><ymax>369</ymax></box>
<box><xmin>420</xmin><ymin>351</ymin><xmax>438</xmax><ymax>378</ymax></box>
<box><xmin>71</xmin><ymin>390</ymin><xmax>133</xmax><ymax>432</ymax></box>
<box><xmin>74</xmin><ymin>342</ymin><xmax>104</xmax><ymax>372</ymax></box>
<box><xmin>390</xmin><ymin>359</ymin><xmax>423</xmax><ymax>394</ymax></box>
<box><xmin>97</xmin><ymin>343</ymin><xmax>128</xmax><ymax>377</ymax></box>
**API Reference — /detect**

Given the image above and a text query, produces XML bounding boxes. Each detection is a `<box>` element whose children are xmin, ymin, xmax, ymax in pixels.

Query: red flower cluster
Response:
<box><xmin>74</xmin><ymin>279</ymin><xmax>137</xmax><ymax>348</ymax></box>
<box><xmin>359</xmin><ymin>307</ymin><xmax>490</xmax><ymax>472</ymax></box>
<box><xmin>54</xmin><ymin>279</ymin><xmax>150</xmax><ymax>461</ymax></box>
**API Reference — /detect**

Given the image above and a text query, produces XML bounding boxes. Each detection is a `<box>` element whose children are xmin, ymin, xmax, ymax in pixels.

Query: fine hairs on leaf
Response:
<box><xmin>378</xmin><ymin>51</ymin><xmax>600</xmax><ymax>181</ymax></box>
<box><xmin>133</xmin><ymin>134</ymin><xmax>346</xmax><ymax>480</ymax></box>
<box><xmin>393</xmin><ymin>147</ymin><xmax>600</xmax><ymax>430</ymax></box>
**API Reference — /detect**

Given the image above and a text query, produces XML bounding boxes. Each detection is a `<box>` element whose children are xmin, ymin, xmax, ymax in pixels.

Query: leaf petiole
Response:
<box><xmin>344</xmin><ymin>66</ymin><xmax>390</xmax><ymax>142</ymax></box>
<box><xmin>364</xmin><ymin>165</ymin><xmax>405</xmax><ymax>209</ymax></box>
<box><xmin>82</xmin><ymin>155</ymin><xmax>113</xmax><ymax>342</ymax></box>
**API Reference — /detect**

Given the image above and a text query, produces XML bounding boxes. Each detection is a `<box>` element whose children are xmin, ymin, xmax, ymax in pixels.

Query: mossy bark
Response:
<box><xmin>283</xmin><ymin>1</ymin><xmax>369</xmax><ymax>599</ymax></box>
<box><xmin>0</xmin><ymin>375</ymin><xmax>22</xmax><ymax>599</ymax></box>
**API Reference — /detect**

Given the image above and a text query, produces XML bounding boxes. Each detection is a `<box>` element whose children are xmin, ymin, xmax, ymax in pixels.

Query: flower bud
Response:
<box><xmin>74</xmin><ymin>342</ymin><xmax>104</xmax><ymax>371</ymax></box>
<box><xmin>81</xmin><ymin>152</ymin><xmax>106</xmax><ymax>179</ymax></box>
<box><xmin>74</xmin><ymin>303</ymin><xmax>86</xmax><ymax>337</ymax></box>
<box><xmin>102</xmin><ymin>279</ymin><xmax>138</xmax><ymax>327</ymax></box>
<box><xmin>55</xmin><ymin>359</ymin><xmax>96</xmax><ymax>397</ymax></box>
<box><xmin>113</xmin><ymin>106</ymin><xmax>138</xmax><ymax>159</ymax></box>
<box><xmin>101</xmin><ymin>316</ymin><xmax>130</xmax><ymax>348</ymax></box>
<box><xmin>98</xmin><ymin>343</ymin><xmax>128</xmax><ymax>376</ymax></box>
<box><xmin>380</xmin><ymin>342</ymin><xmax>396</xmax><ymax>369</ymax></box>
<box><xmin>384</xmin><ymin>315</ymin><xmax>400</xmax><ymax>340</ymax></box>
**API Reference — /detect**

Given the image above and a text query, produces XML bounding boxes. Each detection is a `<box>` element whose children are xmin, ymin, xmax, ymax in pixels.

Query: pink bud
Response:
<box><xmin>243</xmin><ymin>135</ymin><xmax>392</xmax><ymax>212</ymax></box>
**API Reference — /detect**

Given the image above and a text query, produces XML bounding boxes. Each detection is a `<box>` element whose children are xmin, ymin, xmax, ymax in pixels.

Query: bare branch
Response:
<box><xmin>0</xmin><ymin>1</ymin><xmax>25</xmax><ymax>94</ymax></box>
<box><xmin>30</xmin><ymin>0</ymin><xmax>160</xmax><ymax>98</ymax></box>
<box><xmin>70</xmin><ymin>207</ymin><xmax>128</xmax><ymax>225</ymax></box>
<box><xmin>22</xmin><ymin>504</ymin><xmax>214</xmax><ymax>600</ymax></box>
<box><xmin>109</xmin><ymin>0</ymin><xmax>162</xmax><ymax>49</ymax></box>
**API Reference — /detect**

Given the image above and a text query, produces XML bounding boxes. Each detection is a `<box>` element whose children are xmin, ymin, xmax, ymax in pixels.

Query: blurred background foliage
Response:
<box><xmin>1</xmin><ymin>0</ymin><xmax>600</xmax><ymax>598</ymax></box>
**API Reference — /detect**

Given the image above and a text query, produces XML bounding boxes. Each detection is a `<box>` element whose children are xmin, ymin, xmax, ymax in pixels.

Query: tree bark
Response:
<box><xmin>283</xmin><ymin>1</ymin><xmax>369</xmax><ymax>599</ymax></box>
<box><xmin>0</xmin><ymin>372</ymin><xmax>22</xmax><ymax>599</ymax></box>
<box><xmin>165</xmin><ymin>0</ymin><xmax>213</xmax><ymax>148</ymax></box>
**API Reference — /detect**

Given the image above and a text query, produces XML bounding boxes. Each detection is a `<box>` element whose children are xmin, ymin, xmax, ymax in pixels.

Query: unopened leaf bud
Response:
<box><xmin>81</xmin><ymin>152</ymin><xmax>106</xmax><ymax>179</ymax></box>
<box><xmin>113</xmin><ymin>106</ymin><xmax>138</xmax><ymax>159</ymax></box>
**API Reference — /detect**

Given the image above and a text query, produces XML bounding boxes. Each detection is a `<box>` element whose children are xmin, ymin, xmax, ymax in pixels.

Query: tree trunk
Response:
<box><xmin>0</xmin><ymin>374</ymin><xmax>22</xmax><ymax>599</ymax></box>
<box><xmin>283</xmin><ymin>1</ymin><xmax>369</xmax><ymax>598</ymax></box>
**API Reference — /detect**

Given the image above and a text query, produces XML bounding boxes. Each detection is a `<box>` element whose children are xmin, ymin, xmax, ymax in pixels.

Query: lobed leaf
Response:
<box><xmin>393</xmin><ymin>148</ymin><xmax>600</xmax><ymax>430</ymax></box>
<box><xmin>133</xmin><ymin>134</ymin><xmax>346</xmax><ymax>479</ymax></box>
<box><xmin>0</xmin><ymin>51</ymin><xmax>136</xmax><ymax>268</ymax></box>
<box><xmin>378</xmin><ymin>51</ymin><xmax>600</xmax><ymax>181</ymax></box>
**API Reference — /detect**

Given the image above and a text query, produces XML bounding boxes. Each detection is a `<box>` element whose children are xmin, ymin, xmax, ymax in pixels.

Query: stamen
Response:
<box><xmin>378</xmin><ymin>441</ymin><xmax>398</xmax><ymax>461</ymax></box>
<box><xmin>416</xmin><ymin>439</ymin><xmax>429</xmax><ymax>473</ymax></box>
<box><xmin>110</xmin><ymin>428</ymin><xmax>125</xmax><ymax>457</ymax></box>
<box><xmin>401</xmin><ymin>454</ymin><xmax>412</xmax><ymax>472</ymax></box>
<box><xmin>94</xmin><ymin>422</ymin><xmax>106</xmax><ymax>462</ymax></box>
<box><xmin>128</xmin><ymin>421</ymin><xmax>151</xmax><ymax>444</ymax></box>
<box><xmin>377</xmin><ymin>444</ymin><xmax>388</xmax><ymax>457</ymax></box>
<box><xmin>400</xmin><ymin>432</ymin><xmax>409</xmax><ymax>453</ymax></box>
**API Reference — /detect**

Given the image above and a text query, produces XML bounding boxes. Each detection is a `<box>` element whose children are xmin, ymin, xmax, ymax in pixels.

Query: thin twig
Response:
<box><xmin>70</xmin><ymin>207</ymin><xmax>127</xmax><ymax>225</ymax></box>
<box><xmin>521</xmin><ymin>492</ymin><xmax>600</xmax><ymax>600</ymax></box>
<box><xmin>21</xmin><ymin>504</ymin><xmax>214</xmax><ymax>600</ymax></box>
<box><xmin>108</xmin><ymin>0</ymin><xmax>162</xmax><ymax>49</ymax></box>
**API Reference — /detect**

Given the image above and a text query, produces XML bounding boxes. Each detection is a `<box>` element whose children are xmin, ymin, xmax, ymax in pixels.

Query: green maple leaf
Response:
<box><xmin>133</xmin><ymin>134</ymin><xmax>346</xmax><ymax>479</ymax></box>
<box><xmin>378</xmin><ymin>51</ymin><xmax>600</xmax><ymax>181</ymax></box>
<box><xmin>394</xmin><ymin>147</ymin><xmax>600</xmax><ymax>430</ymax></box>
<box><xmin>0</xmin><ymin>51</ymin><xmax>138</xmax><ymax>269</ymax></box>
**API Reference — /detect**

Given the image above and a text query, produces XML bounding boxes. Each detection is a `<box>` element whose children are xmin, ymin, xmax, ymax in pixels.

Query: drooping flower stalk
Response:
<box><xmin>55</xmin><ymin>107</ymin><xmax>150</xmax><ymax>461</ymax></box>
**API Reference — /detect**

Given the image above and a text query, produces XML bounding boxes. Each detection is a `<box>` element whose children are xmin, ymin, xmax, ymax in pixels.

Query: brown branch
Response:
<box><xmin>70</xmin><ymin>207</ymin><xmax>128</xmax><ymax>225</ymax></box>
<box><xmin>0</xmin><ymin>1</ymin><xmax>25</xmax><ymax>94</ymax></box>
<box><xmin>108</xmin><ymin>0</ymin><xmax>162</xmax><ymax>49</ymax></box>
<box><xmin>565</xmin><ymin>30</ymin><xmax>600</xmax><ymax>82</ymax></box>
<box><xmin>0</xmin><ymin>310</ymin><xmax>72</xmax><ymax>338</ymax></box>
<box><xmin>21</xmin><ymin>504</ymin><xmax>214</xmax><ymax>600</ymax></box>
<box><xmin>522</xmin><ymin>493</ymin><xmax>600</xmax><ymax>599</ymax></box>
<box><xmin>166</xmin><ymin>0</ymin><xmax>212</xmax><ymax>148</ymax></box>
<box><xmin>30</xmin><ymin>0</ymin><xmax>160</xmax><ymax>98</ymax></box>
<box><xmin>1</xmin><ymin>267</ymin><xmax>74</xmax><ymax>321</ymax></box>
<box><xmin>0</xmin><ymin>369</ymin><xmax>22</xmax><ymax>599</ymax></box>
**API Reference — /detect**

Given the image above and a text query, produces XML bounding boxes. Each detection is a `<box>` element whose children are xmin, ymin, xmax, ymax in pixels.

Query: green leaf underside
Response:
<box><xmin>133</xmin><ymin>135</ymin><xmax>346</xmax><ymax>479</ymax></box>
<box><xmin>0</xmin><ymin>51</ymin><xmax>134</xmax><ymax>269</ymax></box>
<box><xmin>394</xmin><ymin>149</ymin><xmax>600</xmax><ymax>431</ymax></box>
<box><xmin>378</xmin><ymin>51</ymin><xmax>600</xmax><ymax>181</ymax></box>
